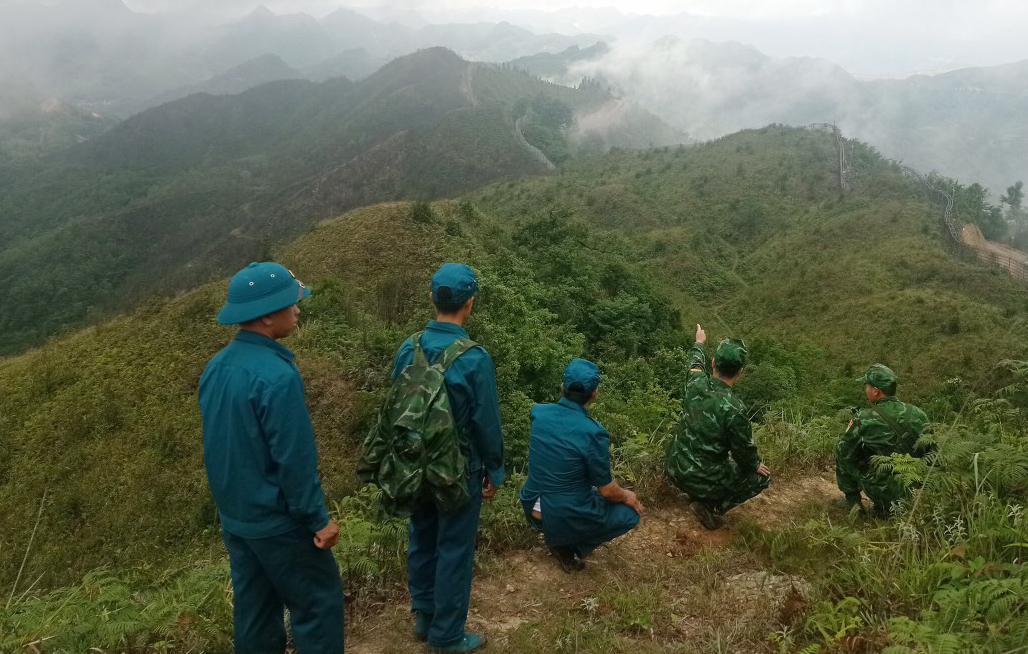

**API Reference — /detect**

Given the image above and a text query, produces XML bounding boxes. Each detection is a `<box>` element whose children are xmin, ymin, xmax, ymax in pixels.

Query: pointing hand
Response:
<box><xmin>695</xmin><ymin>324</ymin><xmax>707</xmax><ymax>346</ymax></box>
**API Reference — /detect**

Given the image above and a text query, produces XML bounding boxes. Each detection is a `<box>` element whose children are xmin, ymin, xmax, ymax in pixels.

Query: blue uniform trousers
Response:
<box><xmin>523</xmin><ymin>491</ymin><xmax>640</xmax><ymax>559</ymax></box>
<box><xmin>408</xmin><ymin>470</ymin><xmax>484</xmax><ymax>647</ymax></box>
<box><xmin>223</xmin><ymin>527</ymin><xmax>345</xmax><ymax>654</ymax></box>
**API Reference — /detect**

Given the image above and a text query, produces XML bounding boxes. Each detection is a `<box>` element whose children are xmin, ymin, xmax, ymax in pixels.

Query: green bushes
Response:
<box><xmin>738</xmin><ymin>365</ymin><xmax>1028</xmax><ymax>654</ymax></box>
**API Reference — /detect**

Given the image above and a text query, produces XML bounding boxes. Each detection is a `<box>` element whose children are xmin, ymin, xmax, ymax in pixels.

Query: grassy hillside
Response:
<box><xmin>471</xmin><ymin>126</ymin><xmax>1028</xmax><ymax>405</ymax></box>
<box><xmin>0</xmin><ymin>48</ymin><xmax>681</xmax><ymax>356</ymax></box>
<box><xmin>4</xmin><ymin>125</ymin><xmax>1028</xmax><ymax>653</ymax></box>
<box><xmin>3</xmin><ymin>126</ymin><xmax>1028</xmax><ymax>595</ymax></box>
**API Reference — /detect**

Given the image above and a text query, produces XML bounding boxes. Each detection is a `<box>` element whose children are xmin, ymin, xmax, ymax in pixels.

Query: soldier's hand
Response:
<box><xmin>756</xmin><ymin>462</ymin><xmax>771</xmax><ymax>477</ymax></box>
<box><xmin>314</xmin><ymin>520</ymin><xmax>340</xmax><ymax>549</ymax></box>
<box><xmin>624</xmin><ymin>490</ymin><xmax>644</xmax><ymax>516</ymax></box>
<box><xmin>695</xmin><ymin>324</ymin><xmax>706</xmax><ymax>345</ymax></box>
<box><xmin>482</xmin><ymin>476</ymin><xmax>498</xmax><ymax>500</ymax></box>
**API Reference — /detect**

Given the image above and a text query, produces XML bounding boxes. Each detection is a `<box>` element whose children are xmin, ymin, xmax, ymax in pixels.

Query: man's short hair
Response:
<box><xmin>432</xmin><ymin>286</ymin><xmax>467</xmax><ymax>314</ymax></box>
<box><xmin>869</xmin><ymin>381</ymin><xmax>897</xmax><ymax>397</ymax></box>
<box><xmin>563</xmin><ymin>381</ymin><xmax>592</xmax><ymax>405</ymax></box>
<box><xmin>713</xmin><ymin>359</ymin><xmax>743</xmax><ymax>378</ymax></box>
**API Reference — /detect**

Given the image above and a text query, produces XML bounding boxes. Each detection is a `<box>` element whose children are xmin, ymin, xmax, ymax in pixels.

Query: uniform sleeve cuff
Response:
<box><xmin>486</xmin><ymin>465</ymin><xmax>506</xmax><ymax>487</ymax></box>
<box><xmin>307</xmin><ymin>510</ymin><xmax>330</xmax><ymax>534</ymax></box>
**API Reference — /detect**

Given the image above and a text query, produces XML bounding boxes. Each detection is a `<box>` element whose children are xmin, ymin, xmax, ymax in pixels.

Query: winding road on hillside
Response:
<box><xmin>514</xmin><ymin>115</ymin><xmax>557</xmax><ymax>171</ymax></box>
<box><xmin>347</xmin><ymin>473</ymin><xmax>839</xmax><ymax>654</ymax></box>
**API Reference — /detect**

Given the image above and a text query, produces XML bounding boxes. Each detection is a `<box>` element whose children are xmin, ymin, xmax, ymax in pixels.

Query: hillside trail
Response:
<box><xmin>961</xmin><ymin>223</ymin><xmax>1028</xmax><ymax>280</ymax></box>
<box><xmin>514</xmin><ymin>115</ymin><xmax>557</xmax><ymax>171</ymax></box>
<box><xmin>346</xmin><ymin>472</ymin><xmax>839</xmax><ymax>653</ymax></box>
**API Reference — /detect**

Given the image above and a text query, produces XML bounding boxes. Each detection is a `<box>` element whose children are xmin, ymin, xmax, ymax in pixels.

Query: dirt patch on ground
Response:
<box><xmin>346</xmin><ymin>473</ymin><xmax>838</xmax><ymax>653</ymax></box>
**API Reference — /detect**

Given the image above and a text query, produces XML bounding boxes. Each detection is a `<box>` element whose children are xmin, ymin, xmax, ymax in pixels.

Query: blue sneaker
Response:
<box><xmin>414</xmin><ymin>611</ymin><xmax>433</xmax><ymax>642</ymax></box>
<box><xmin>428</xmin><ymin>631</ymin><xmax>487</xmax><ymax>652</ymax></box>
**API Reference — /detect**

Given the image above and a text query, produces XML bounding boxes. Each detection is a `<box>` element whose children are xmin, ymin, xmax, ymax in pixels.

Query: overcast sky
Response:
<box><xmin>2</xmin><ymin>0</ymin><xmax>1026</xmax><ymax>75</ymax></box>
<box><xmin>36</xmin><ymin>0</ymin><xmax>1024</xmax><ymax>29</ymax></box>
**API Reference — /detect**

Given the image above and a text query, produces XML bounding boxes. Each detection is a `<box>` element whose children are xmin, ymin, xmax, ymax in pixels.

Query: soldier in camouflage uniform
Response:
<box><xmin>665</xmin><ymin>324</ymin><xmax>771</xmax><ymax>530</ymax></box>
<box><xmin>835</xmin><ymin>364</ymin><xmax>930</xmax><ymax>516</ymax></box>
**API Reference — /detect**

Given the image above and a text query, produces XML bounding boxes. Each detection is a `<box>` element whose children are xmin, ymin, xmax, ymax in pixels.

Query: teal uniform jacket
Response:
<box><xmin>392</xmin><ymin>320</ymin><xmax>505</xmax><ymax>486</ymax></box>
<box><xmin>199</xmin><ymin>330</ymin><xmax>330</xmax><ymax>538</ymax></box>
<box><xmin>520</xmin><ymin>398</ymin><xmax>636</xmax><ymax>551</ymax></box>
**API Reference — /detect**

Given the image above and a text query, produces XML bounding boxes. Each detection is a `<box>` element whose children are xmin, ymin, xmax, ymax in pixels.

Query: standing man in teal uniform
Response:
<box><xmin>665</xmin><ymin>324</ymin><xmax>771</xmax><ymax>530</ymax></box>
<box><xmin>391</xmin><ymin>263</ymin><xmax>505</xmax><ymax>653</ymax></box>
<box><xmin>520</xmin><ymin>358</ymin><xmax>643</xmax><ymax>572</ymax></box>
<box><xmin>199</xmin><ymin>262</ymin><xmax>344</xmax><ymax>654</ymax></box>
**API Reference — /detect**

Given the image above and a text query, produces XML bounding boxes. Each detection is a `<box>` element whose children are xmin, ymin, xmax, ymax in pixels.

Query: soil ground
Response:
<box><xmin>346</xmin><ymin>472</ymin><xmax>839</xmax><ymax>654</ymax></box>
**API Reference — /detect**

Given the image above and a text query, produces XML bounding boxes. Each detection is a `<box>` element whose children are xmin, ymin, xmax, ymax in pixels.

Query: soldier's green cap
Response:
<box><xmin>715</xmin><ymin>338</ymin><xmax>748</xmax><ymax>369</ymax></box>
<box><xmin>863</xmin><ymin>363</ymin><xmax>898</xmax><ymax>391</ymax></box>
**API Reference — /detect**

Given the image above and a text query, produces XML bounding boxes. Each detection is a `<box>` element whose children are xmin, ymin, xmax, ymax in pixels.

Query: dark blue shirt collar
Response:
<box><xmin>557</xmin><ymin>397</ymin><xmax>590</xmax><ymax>415</ymax></box>
<box><xmin>234</xmin><ymin>329</ymin><xmax>295</xmax><ymax>361</ymax></box>
<box><xmin>426</xmin><ymin>320</ymin><xmax>470</xmax><ymax>338</ymax></box>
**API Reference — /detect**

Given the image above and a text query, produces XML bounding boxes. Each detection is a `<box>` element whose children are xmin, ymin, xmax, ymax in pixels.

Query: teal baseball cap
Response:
<box><xmin>431</xmin><ymin>263</ymin><xmax>479</xmax><ymax>305</ymax></box>
<box><xmin>564</xmin><ymin>358</ymin><xmax>601</xmax><ymax>395</ymax></box>
<box><xmin>217</xmin><ymin>262</ymin><xmax>311</xmax><ymax>324</ymax></box>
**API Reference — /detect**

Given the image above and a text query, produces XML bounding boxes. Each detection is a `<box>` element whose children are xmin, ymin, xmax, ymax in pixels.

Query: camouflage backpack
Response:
<box><xmin>357</xmin><ymin>332</ymin><xmax>475</xmax><ymax>518</ymax></box>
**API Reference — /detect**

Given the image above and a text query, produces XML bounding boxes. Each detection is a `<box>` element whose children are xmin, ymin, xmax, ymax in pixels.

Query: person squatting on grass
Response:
<box><xmin>389</xmin><ymin>263</ymin><xmax>506</xmax><ymax>653</ymax></box>
<box><xmin>519</xmin><ymin>357</ymin><xmax>644</xmax><ymax>573</ymax></box>
<box><xmin>664</xmin><ymin>324</ymin><xmax>772</xmax><ymax>530</ymax></box>
<box><xmin>835</xmin><ymin>363</ymin><xmax>932</xmax><ymax>516</ymax></box>
<box><xmin>198</xmin><ymin>262</ymin><xmax>344</xmax><ymax>654</ymax></box>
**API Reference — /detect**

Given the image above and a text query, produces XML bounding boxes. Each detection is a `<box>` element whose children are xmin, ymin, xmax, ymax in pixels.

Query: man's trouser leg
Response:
<box><xmin>408</xmin><ymin>471</ymin><xmax>484</xmax><ymax>648</ymax></box>
<box><xmin>707</xmin><ymin>465</ymin><xmax>770</xmax><ymax>515</ymax></box>
<box><xmin>835</xmin><ymin>440</ymin><xmax>864</xmax><ymax>505</ymax></box>
<box><xmin>224</xmin><ymin>528</ymin><xmax>345</xmax><ymax>654</ymax></box>
<box><xmin>568</xmin><ymin>496</ymin><xmax>641</xmax><ymax>559</ymax></box>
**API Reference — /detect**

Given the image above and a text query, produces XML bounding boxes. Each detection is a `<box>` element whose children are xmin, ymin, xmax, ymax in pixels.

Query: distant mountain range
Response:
<box><xmin>0</xmin><ymin>47</ymin><xmax>682</xmax><ymax>353</ymax></box>
<box><xmin>0</xmin><ymin>0</ymin><xmax>605</xmax><ymax>117</ymax></box>
<box><xmin>511</xmin><ymin>38</ymin><xmax>1028</xmax><ymax>195</ymax></box>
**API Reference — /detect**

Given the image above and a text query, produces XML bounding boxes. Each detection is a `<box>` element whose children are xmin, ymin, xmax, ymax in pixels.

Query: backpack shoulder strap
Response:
<box><xmin>437</xmin><ymin>337</ymin><xmax>478</xmax><ymax>371</ymax></box>
<box><xmin>870</xmin><ymin>405</ymin><xmax>914</xmax><ymax>442</ymax></box>
<box><xmin>411</xmin><ymin>332</ymin><xmax>429</xmax><ymax>367</ymax></box>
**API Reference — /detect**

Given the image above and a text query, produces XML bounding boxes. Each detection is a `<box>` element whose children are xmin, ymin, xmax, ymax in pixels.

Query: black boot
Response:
<box><xmin>550</xmin><ymin>546</ymin><xmax>585</xmax><ymax>573</ymax></box>
<box><xmin>690</xmin><ymin>501</ymin><xmax>724</xmax><ymax>530</ymax></box>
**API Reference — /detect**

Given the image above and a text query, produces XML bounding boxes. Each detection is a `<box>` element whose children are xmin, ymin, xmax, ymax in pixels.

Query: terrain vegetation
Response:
<box><xmin>0</xmin><ymin>47</ymin><xmax>681</xmax><ymax>355</ymax></box>
<box><xmin>2</xmin><ymin>125</ymin><xmax>1028</xmax><ymax>652</ymax></box>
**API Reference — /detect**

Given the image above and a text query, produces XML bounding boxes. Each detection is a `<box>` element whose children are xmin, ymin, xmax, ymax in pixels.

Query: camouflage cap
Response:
<box><xmin>863</xmin><ymin>363</ymin><xmax>898</xmax><ymax>391</ymax></box>
<box><xmin>715</xmin><ymin>338</ymin><xmax>748</xmax><ymax>369</ymax></box>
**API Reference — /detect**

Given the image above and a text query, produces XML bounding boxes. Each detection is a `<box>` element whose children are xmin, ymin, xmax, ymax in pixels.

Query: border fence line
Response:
<box><xmin>804</xmin><ymin>122</ymin><xmax>1028</xmax><ymax>282</ymax></box>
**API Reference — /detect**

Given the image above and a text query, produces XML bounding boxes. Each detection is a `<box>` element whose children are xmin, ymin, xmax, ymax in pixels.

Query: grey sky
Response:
<box><xmin>69</xmin><ymin>0</ymin><xmax>1028</xmax><ymax>30</ymax></box>
<box><xmin>3</xmin><ymin>0</ymin><xmax>1026</xmax><ymax>75</ymax></box>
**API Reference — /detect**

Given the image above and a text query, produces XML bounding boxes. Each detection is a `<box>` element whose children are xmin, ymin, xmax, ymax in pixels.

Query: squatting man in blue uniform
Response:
<box><xmin>198</xmin><ymin>262</ymin><xmax>344</xmax><ymax>654</ymax></box>
<box><xmin>520</xmin><ymin>358</ymin><xmax>644</xmax><ymax>572</ymax></box>
<box><xmin>391</xmin><ymin>263</ymin><xmax>505</xmax><ymax>653</ymax></box>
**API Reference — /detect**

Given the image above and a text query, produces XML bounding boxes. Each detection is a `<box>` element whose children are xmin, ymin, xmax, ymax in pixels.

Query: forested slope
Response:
<box><xmin>0</xmin><ymin>47</ymin><xmax>681</xmax><ymax>355</ymax></box>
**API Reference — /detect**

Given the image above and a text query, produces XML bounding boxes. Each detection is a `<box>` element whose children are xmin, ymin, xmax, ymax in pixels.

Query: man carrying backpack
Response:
<box><xmin>389</xmin><ymin>263</ymin><xmax>504</xmax><ymax>653</ymax></box>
